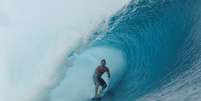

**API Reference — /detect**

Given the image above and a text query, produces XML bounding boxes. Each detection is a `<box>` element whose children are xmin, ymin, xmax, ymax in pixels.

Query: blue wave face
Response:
<box><xmin>89</xmin><ymin>0</ymin><xmax>201</xmax><ymax>100</ymax></box>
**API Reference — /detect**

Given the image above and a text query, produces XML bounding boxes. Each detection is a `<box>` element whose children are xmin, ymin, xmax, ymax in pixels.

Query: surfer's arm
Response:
<box><xmin>106</xmin><ymin>68</ymin><xmax>111</xmax><ymax>78</ymax></box>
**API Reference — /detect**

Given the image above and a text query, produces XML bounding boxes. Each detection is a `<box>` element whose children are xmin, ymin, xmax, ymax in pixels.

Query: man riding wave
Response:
<box><xmin>93</xmin><ymin>59</ymin><xmax>111</xmax><ymax>98</ymax></box>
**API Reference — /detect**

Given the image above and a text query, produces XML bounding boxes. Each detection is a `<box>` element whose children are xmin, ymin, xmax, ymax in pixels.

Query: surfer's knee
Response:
<box><xmin>102</xmin><ymin>84</ymin><xmax>107</xmax><ymax>89</ymax></box>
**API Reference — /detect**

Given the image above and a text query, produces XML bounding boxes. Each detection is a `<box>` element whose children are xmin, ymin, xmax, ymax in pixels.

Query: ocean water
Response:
<box><xmin>1</xmin><ymin>0</ymin><xmax>201</xmax><ymax>101</ymax></box>
<box><xmin>81</xmin><ymin>0</ymin><xmax>201</xmax><ymax>100</ymax></box>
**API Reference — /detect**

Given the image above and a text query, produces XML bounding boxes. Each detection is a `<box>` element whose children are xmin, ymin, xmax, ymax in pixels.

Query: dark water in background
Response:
<box><xmin>89</xmin><ymin>0</ymin><xmax>201</xmax><ymax>100</ymax></box>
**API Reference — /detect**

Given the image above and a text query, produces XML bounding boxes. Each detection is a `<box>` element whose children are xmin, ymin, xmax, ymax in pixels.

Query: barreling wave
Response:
<box><xmin>87</xmin><ymin>0</ymin><xmax>201</xmax><ymax>100</ymax></box>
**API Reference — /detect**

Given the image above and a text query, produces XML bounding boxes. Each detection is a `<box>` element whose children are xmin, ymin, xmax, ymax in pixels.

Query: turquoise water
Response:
<box><xmin>51</xmin><ymin>0</ymin><xmax>201</xmax><ymax>101</ymax></box>
<box><xmin>87</xmin><ymin>0</ymin><xmax>201</xmax><ymax>100</ymax></box>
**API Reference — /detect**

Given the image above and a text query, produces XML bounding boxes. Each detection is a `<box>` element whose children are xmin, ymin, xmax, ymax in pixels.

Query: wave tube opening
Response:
<box><xmin>51</xmin><ymin>46</ymin><xmax>126</xmax><ymax>101</ymax></box>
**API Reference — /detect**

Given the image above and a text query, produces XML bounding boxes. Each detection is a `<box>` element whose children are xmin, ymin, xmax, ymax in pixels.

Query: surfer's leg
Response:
<box><xmin>94</xmin><ymin>77</ymin><xmax>101</xmax><ymax>97</ymax></box>
<box><xmin>93</xmin><ymin>75</ymin><xmax>99</xmax><ymax>97</ymax></box>
<box><xmin>100</xmin><ymin>78</ymin><xmax>107</xmax><ymax>90</ymax></box>
<box><xmin>95</xmin><ymin>85</ymin><xmax>99</xmax><ymax>97</ymax></box>
<box><xmin>99</xmin><ymin>78</ymin><xmax>107</xmax><ymax>94</ymax></box>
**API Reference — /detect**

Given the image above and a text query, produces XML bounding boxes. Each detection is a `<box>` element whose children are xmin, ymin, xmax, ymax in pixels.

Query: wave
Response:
<box><xmin>86</xmin><ymin>0</ymin><xmax>201</xmax><ymax>101</ymax></box>
<box><xmin>50</xmin><ymin>0</ymin><xmax>201</xmax><ymax>101</ymax></box>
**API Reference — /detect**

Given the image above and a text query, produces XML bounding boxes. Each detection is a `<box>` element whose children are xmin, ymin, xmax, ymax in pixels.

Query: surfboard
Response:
<box><xmin>90</xmin><ymin>97</ymin><xmax>102</xmax><ymax>101</ymax></box>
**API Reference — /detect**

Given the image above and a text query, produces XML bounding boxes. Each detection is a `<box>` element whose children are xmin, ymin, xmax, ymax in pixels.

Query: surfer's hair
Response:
<box><xmin>101</xmin><ymin>59</ymin><xmax>106</xmax><ymax>63</ymax></box>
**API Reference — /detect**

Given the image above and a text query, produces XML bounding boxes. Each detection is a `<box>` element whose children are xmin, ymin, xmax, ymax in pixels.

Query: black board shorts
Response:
<box><xmin>93</xmin><ymin>75</ymin><xmax>107</xmax><ymax>87</ymax></box>
<box><xmin>97</xmin><ymin>77</ymin><xmax>106</xmax><ymax>87</ymax></box>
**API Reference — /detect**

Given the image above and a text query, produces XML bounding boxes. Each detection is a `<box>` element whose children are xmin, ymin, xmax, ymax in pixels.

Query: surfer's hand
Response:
<box><xmin>107</xmin><ymin>72</ymin><xmax>111</xmax><ymax>78</ymax></box>
<box><xmin>108</xmin><ymin>75</ymin><xmax>111</xmax><ymax>78</ymax></box>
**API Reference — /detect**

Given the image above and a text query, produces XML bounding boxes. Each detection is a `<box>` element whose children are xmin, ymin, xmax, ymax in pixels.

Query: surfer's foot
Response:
<box><xmin>95</xmin><ymin>93</ymin><xmax>101</xmax><ymax>98</ymax></box>
<box><xmin>95</xmin><ymin>94</ymin><xmax>100</xmax><ymax>98</ymax></box>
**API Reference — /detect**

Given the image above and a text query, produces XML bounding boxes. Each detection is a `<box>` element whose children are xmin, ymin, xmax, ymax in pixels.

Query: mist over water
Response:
<box><xmin>0</xmin><ymin>0</ymin><xmax>129</xmax><ymax>101</ymax></box>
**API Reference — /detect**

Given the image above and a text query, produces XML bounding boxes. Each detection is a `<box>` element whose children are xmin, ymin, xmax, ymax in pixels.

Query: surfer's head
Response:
<box><xmin>101</xmin><ymin>59</ymin><xmax>106</xmax><ymax>66</ymax></box>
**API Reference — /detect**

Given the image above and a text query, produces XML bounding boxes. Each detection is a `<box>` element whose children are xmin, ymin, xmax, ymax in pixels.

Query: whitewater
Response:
<box><xmin>0</xmin><ymin>0</ymin><xmax>129</xmax><ymax>101</ymax></box>
<box><xmin>1</xmin><ymin>0</ymin><xmax>201</xmax><ymax>101</ymax></box>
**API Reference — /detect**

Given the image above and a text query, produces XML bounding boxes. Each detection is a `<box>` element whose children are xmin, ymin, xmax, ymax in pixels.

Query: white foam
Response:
<box><xmin>0</xmin><ymin>0</ymin><xmax>130</xmax><ymax>101</ymax></box>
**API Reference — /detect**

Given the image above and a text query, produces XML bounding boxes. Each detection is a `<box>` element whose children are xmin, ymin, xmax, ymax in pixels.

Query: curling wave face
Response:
<box><xmin>88</xmin><ymin>0</ymin><xmax>201</xmax><ymax>101</ymax></box>
<box><xmin>51</xmin><ymin>0</ymin><xmax>201</xmax><ymax>101</ymax></box>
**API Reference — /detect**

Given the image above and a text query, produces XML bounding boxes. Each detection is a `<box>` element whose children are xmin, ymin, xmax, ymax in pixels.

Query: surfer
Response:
<box><xmin>93</xmin><ymin>59</ymin><xmax>111</xmax><ymax>98</ymax></box>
